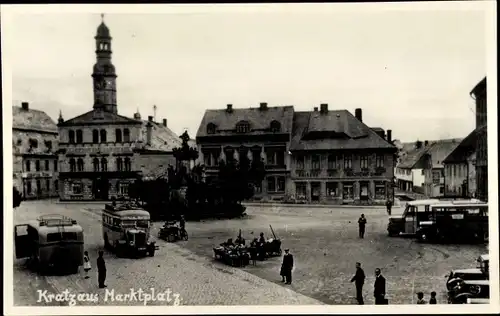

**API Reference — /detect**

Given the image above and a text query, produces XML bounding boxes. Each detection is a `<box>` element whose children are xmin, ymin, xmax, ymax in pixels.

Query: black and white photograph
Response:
<box><xmin>2</xmin><ymin>2</ymin><xmax>498</xmax><ymax>314</ymax></box>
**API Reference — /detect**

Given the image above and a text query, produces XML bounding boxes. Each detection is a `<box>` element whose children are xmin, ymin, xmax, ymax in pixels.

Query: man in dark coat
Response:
<box><xmin>350</xmin><ymin>262</ymin><xmax>366</xmax><ymax>304</ymax></box>
<box><xmin>258</xmin><ymin>232</ymin><xmax>266</xmax><ymax>260</ymax></box>
<box><xmin>282</xmin><ymin>248</ymin><xmax>294</xmax><ymax>284</ymax></box>
<box><xmin>386</xmin><ymin>199</ymin><xmax>393</xmax><ymax>215</ymax></box>
<box><xmin>358</xmin><ymin>214</ymin><xmax>367</xmax><ymax>238</ymax></box>
<box><xmin>373</xmin><ymin>268</ymin><xmax>386</xmax><ymax>305</ymax></box>
<box><xmin>97</xmin><ymin>250</ymin><xmax>107</xmax><ymax>288</ymax></box>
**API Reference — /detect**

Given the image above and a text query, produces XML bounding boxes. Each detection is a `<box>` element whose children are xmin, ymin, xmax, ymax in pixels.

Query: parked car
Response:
<box><xmin>446</xmin><ymin>254</ymin><xmax>489</xmax><ymax>290</ymax></box>
<box><xmin>448</xmin><ymin>279</ymin><xmax>489</xmax><ymax>304</ymax></box>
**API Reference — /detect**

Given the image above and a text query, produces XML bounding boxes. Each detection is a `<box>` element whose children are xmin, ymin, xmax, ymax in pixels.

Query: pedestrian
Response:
<box><xmin>97</xmin><ymin>250</ymin><xmax>107</xmax><ymax>288</ymax></box>
<box><xmin>373</xmin><ymin>268</ymin><xmax>386</xmax><ymax>305</ymax></box>
<box><xmin>281</xmin><ymin>248</ymin><xmax>294</xmax><ymax>285</ymax></box>
<box><xmin>83</xmin><ymin>251</ymin><xmax>91</xmax><ymax>279</ymax></box>
<box><xmin>350</xmin><ymin>262</ymin><xmax>366</xmax><ymax>305</ymax></box>
<box><xmin>358</xmin><ymin>214</ymin><xmax>367</xmax><ymax>238</ymax></box>
<box><xmin>386</xmin><ymin>199</ymin><xmax>393</xmax><ymax>215</ymax></box>
<box><xmin>429</xmin><ymin>291</ymin><xmax>437</xmax><ymax>304</ymax></box>
<box><xmin>258</xmin><ymin>232</ymin><xmax>266</xmax><ymax>260</ymax></box>
<box><xmin>416</xmin><ymin>292</ymin><xmax>426</xmax><ymax>304</ymax></box>
<box><xmin>249</xmin><ymin>238</ymin><xmax>258</xmax><ymax>266</ymax></box>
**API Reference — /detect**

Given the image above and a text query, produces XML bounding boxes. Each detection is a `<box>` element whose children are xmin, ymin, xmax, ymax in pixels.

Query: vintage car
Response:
<box><xmin>446</xmin><ymin>254</ymin><xmax>489</xmax><ymax>290</ymax></box>
<box><xmin>448</xmin><ymin>279</ymin><xmax>490</xmax><ymax>304</ymax></box>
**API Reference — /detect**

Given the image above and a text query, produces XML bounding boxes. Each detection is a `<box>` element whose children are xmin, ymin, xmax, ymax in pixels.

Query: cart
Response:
<box><xmin>264</xmin><ymin>225</ymin><xmax>282</xmax><ymax>257</ymax></box>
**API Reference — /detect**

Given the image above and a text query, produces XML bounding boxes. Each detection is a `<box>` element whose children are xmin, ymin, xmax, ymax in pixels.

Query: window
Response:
<box><xmin>92</xmin><ymin>129</ymin><xmax>99</xmax><ymax>143</ymax></box>
<box><xmin>360</xmin><ymin>156</ymin><xmax>369</xmax><ymax>169</ymax></box>
<box><xmin>344</xmin><ymin>155</ymin><xmax>352</xmax><ymax>169</ymax></box>
<box><xmin>36</xmin><ymin>180</ymin><xmax>41</xmax><ymax>193</ymax></box>
<box><xmin>45</xmin><ymin>160</ymin><xmax>50</xmax><ymax>171</ymax></box>
<box><xmin>207</xmin><ymin>123</ymin><xmax>216</xmax><ymax>135</ymax></box>
<box><xmin>116</xmin><ymin>158</ymin><xmax>123</xmax><ymax>171</ymax></box>
<box><xmin>295</xmin><ymin>182</ymin><xmax>307</xmax><ymax>199</ymax></box>
<box><xmin>25</xmin><ymin>160</ymin><xmax>31</xmax><ymax>172</ymax></box>
<box><xmin>296</xmin><ymin>155</ymin><xmax>305</xmax><ymax>170</ymax></box>
<box><xmin>452</xmin><ymin>165</ymin><xmax>456</xmax><ymax>177</ymax></box>
<box><xmin>47</xmin><ymin>233</ymin><xmax>62</xmax><ymax>243</ymax></box>
<box><xmin>54</xmin><ymin>180</ymin><xmax>58</xmax><ymax>192</ymax></box>
<box><xmin>76</xmin><ymin>130</ymin><xmax>83</xmax><ymax>143</ymax></box>
<box><xmin>224</xmin><ymin>148</ymin><xmax>235</xmax><ymax>162</ymax></box>
<box><xmin>35</xmin><ymin>160</ymin><xmax>40</xmax><ymax>171</ymax></box>
<box><xmin>440</xmin><ymin>187</ymin><xmax>444</xmax><ymax>194</ymax></box>
<box><xmin>270</xmin><ymin>120</ymin><xmax>281</xmax><ymax>133</ymax></box>
<box><xmin>311</xmin><ymin>155</ymin><xmax>321</xmax><ymax>170</ymax></box>
<box><xmin>375</xmin><ymin>155</ymin><xmax>384</xmax><ymax>168</ymax></box>
<box><xmin>254</xmin><ymin>181</ymin><xmax>262</xmax><ymax>193</ymax></box>
<box><xmin>326</xmin><ymin>182</ymin><xmax>339</xmax><ymax>197</ymax></box>
<box><xmin>118</xmin><ymin>182</ymin><xmax>129</xmax><ymax>195</ymax></box>
<box><xmin>432</xmin><ymin>171</ymin><xmax>440</xmax><ymax>185</ymax></box>
<box><xmin>100</xmin><ymin>129</ymin><xmax>107</xmax><ymax>143</ymax></box>
<box><xmin>421</xmin><ymin>169</ymin><xmax>425</xmax><ymax>175</ymax></box>
<box><xmin>375</xmin><ymin>181</ymin><xmax>386</xmax><ymax>199</ymax></box>
<box><xmin>236</xmin><ymin>121</ymin><xmax>250</xmax><ymax>133</ymax></box>
<box><xmin>266</xmin><ymin>148</ymin><xmax>285</xmax><ymax>166</ymax></box>
<box><xmin>45</xmin><ymin>140</ymin><xmax>53</xmax><ymax>151</ymax></box>
<box><xmin>343</xmin><ymin>183</ymin><xmax>354</xmax><ymax>199</ymax></box>
<box><xmin>93</xmin><ymin>158</ymin><xmax>100</xmax><ymax>172</ymax></box>
<box><xmin>123</xmin><ymin>129</ymin><xmax>130</xmax><ymax>142</ymax></box>
<box><xmin>17</xmin><ymin>139</ymin><xmax>22</xmax><ymax>146</ymax></box>
<box><xmin>267</xmin><ymin>177</ymin><xmax>276</xmax><ymax>192</ymax></box>
<box><xmin>77</xmin><ymin>158</ymin><xmax>84</xmax><ymax>172</ymax></box>
<box><xmin>26</xmin><ymin>181</ymin><xmax>32</xmax><ymax>194</ymax></box>
<box><xmin>29</xmin><ymin>138</ymin><xmax>38</xmax><ymax>148</ymax></box>
<box><xmin>115</xmin><ymin>129</ymin><xmax>122</xmax><ymax>143</ymax></box>
<box><xmin>72</xmin><ymin>183</ymin><xmax>82</xmax><ymax>194</ymax></box>
<box><xmin>46</xmin><ymin>179</ymin><xmax>50</xmax><ymax>192</ymax></box>
<box><xmin>69</xmin><ymin>158</ymin><xmax>76</xmax><ymax>172</ymax></box>
<box><xmin>267</xmin><ymin>176</ymin><xmax>285</xmax><ymax>193</ymax></box>
<box><xmin>277</xmin><ymin>176</ymin><xmax>285</xmax><ymax>192</ymax></box>
<box><xmin>69</xmin><ymin>130</ymin><xmax>75</xmax><ymax>144</ymax></box>
<box><xmin>101</xmin><ymin>158</ymin><xmax>108</xmax><ymax>171</ymax></box>
<box><xmin>327</xmin><ymin>155</ymin><xmax>338</xmax><ymax>170</ymax></box>
<box><xmin>54</xmin><ymin>160</ymin><xmax>58</xmax><ymax>172</ymax></box>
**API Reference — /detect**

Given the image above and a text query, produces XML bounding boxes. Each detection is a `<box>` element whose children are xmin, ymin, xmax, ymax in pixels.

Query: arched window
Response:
<box><xmin>115</xmin><ymin>129</ymin><xmax>122</xmax><ymax>143</ymax></box>
<box><xmin>69</xmin><ymin>158</ymin><xmax>76</xmax><ymax>172</ymax></box>
<box><xmin>92</xmin><ymin>129</ymin><xmax>99</xmax><ymax>143</ymax></box>
<box><xmin>123</xmin><ymin>129</ymin><xmax>130</xmax><ymax>142</ymax></box>
<box><xmin>101</xmin><ymin>158</ymin><xmax>108</xmax><ymax>171</ymax></box>
<box><xmin>76</xmin><ymin>130</ymin><xmax>83</xmax><ymax>143</ymax></box>
<box><xmin>270</xmin><ymin>120</ymin><xmax>281</xmax><ymax>133</ymax></box>
<box><xmin>77</xmin><ymin>158</ymin><xmax>84</xmax><ymax>172</ymax></box>
<box><xmin>207</xmin><ymin>123</ymin><xmax>216</xmax><ymax>135</ymax></box>
<box><xmin>93</xmin><ymin>158</ymin><xmax>100</xmax><ymax>172</ymax></box>
<box><xmin>100</xmin><ymin>129</ymin><xmax>107</xmax><ymax>143</ymax></box>
<box><xmin>116</xmin><ymin>157</ymin><xmax>123</xmax><ymax>171</ymax></box>
<box><xmin>124</xmin><ymin>157</ymin><xmax>131</xmax><ymax>171</ymax></box>
<box><xmin>69</xmin><ymin>130</ymin><xmax>75</xmax><ymax>144</ymax></box>
<box><xmin>236</xmin><ymin>121</ymin><xmax>250</xmax><ymax>133</ymax></box>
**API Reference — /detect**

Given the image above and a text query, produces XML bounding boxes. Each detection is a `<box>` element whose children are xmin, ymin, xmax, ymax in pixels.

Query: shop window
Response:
<box><xmin>326</xmin><ymin>182</ymin><xmax>339</xmax><ymax>197</ymax></box>
<box><xmin>343</xmin><ymin>183</ymin><xmax>354</xmax><ymax>200</ymax></box>
<box><xmin>295</xmin><ymin>182</ymin><xmax>307</xmax><ymax>199</ymax></box>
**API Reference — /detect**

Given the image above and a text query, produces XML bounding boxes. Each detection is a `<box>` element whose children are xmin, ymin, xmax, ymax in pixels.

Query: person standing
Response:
<box><xmin>258</xmin><ymin>232</ymin><xmax>266</xmax><ymax>260</ymax></box>
<box><xmin>350</xmin><ymin>262</ymin><xmax>366</xmax><ymax>304</ymax></box>
<box><xmin>358</xmin><ymin>214</ymin><xmax>367</xmax><ymax>238</ymax></box>
<box><xmin>282</xmin><ymin>248</ymin><xmax>294</xmax><ymax>284</ymax></box>
<box><xmin>429</xmin><ymin>291</ymin><xmax>437</xmax><ymax>304</ymax></box>
<box><xmin>373</xmin><ymin>268</ymin><xmax>386</xmax><ymax>305</ymax></box>
<box><xmin>416</xmin><ymin>292</ymin><xmax>426</xmax><ymax>304</ymax></box>
<box><xmin>386</xmin><ymin>199</ymin><xmax>393</xmax><ymax>215</ymax></box>
<box><xmin>83</xmin><ymin>251</ymin><xmax>91</xmax><ymax>279</ymax></box>
<box><xmin>97</xmin><ymin>250</ymin><xmax>107</xmax><ymax>288</ymax></box>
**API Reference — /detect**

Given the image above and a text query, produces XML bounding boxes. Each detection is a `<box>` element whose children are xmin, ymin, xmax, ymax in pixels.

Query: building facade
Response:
<box><xmin>288</xmin><ymin>106</ymin><xmax>396</xmax><ymax>205</ymax></box>
<box><xmin>394</xmin><ymin>141</ymin><xmax>428</xmax><ymax>193</ymax></box>
<box><xmin>196</xmin><ymin>103</ymin><xmax>294</xmax><ymax>201</ymax></box>
<box><xmin>471</xmin><ymin>77</ymin><xmax>487</xmax><ymax>201</ymax></box>
<box><xmin>57</xmin><ymin>18</ymin><xmax>181</xmax><ymax>201</ymax></box>
<box><xmin>12</xmin><ymin>102</ymin><xmax>59</xmax><ymax>199</ymax></box>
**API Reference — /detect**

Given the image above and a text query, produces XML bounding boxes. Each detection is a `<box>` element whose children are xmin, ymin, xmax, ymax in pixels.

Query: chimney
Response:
<box><xmin>313</xmin><ymin>107</ymin><xmax>318</xmax><ymax>112</ymax></box>
<box><xmin>163</xmin><ymin>119</ymin><xmax>167</xmax><ymax>127</ymax></box>
<box><xmin>387</xmin><ymin>129</ymin><xmax>392</xmax><ymax>143</ymax></box>
<box><xmin>146</xmin><ymin>122</ymin><xmax>152</xmax><ymax>145</ymax></box>
<box><xmin>259</xmin><ymin>102</ymin><xmax>268</xmax><ymax>110</ymax></box>
<box><xmin>226</xmin><ymin>104</ymin><xmax>233</xmax><ymax>113</ymax></box>
<box><xmin>21</xmin><ymin>102</ymin><xmax>29</xmax><ymax>111</ymax></box>
<box><xmin>424</xmin><ymin>140</ymin><xmax>429</xmax><ymax>147</ymax></box>
<box><xmin>134</xmin><ymin>112</ymin><xmax>141</xmax><ymax>120</ymax></box>
<box><xmin>320</xmin><ymin>103</ymin><xmax>328</xmax><ymax>113</ymax></box>
<box><xmin>148</xmin><ymin>116</ymin><xmax>153</xmax><ymax>122</ymax></box>
<box><xmin>355</xmin><ymin>108</ymin><xmax>362</xmax><ymax>122</ymax></box>
<box><xmin>416</xmin><ymin>140</ymin><xmax>423</xmax><ymax>149</ymax></box>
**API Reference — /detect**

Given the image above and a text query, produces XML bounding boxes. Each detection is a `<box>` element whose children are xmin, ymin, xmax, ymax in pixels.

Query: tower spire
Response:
<box><xmin>101</xmin><ymin>13</ymin><xmax>105</xmax><ymax>23</ymax></box>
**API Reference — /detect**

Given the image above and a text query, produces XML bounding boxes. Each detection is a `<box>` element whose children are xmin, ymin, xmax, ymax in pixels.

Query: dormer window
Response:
<box><xmin>236</xmin><ymin>121</ymin><xmax>250</xmax><ymax>133</ymax></box>
<box><xmin>270</xmin><ymin>120</ymin><xmax>281</xmax><ymax>133</ymax></box>
<box><xmin>207</xmin><ymin>123</ymin><xmax>216</xmax><ymax>135</ymax></box>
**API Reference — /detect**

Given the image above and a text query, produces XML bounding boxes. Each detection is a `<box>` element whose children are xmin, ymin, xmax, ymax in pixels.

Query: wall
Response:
<box><xmin>467</xmin><ymin>152</ymin><xmax>477</xmax><ymax>197</ymax></box>
<box><xmin>411</xmin><ymin>169</ymin><xmax>425</xmax><ymax>188</ymax></box>
<box><xmin>444</xmin><ymin>163</ymin><xmax>468</xmax><ymax>196</ymax></box>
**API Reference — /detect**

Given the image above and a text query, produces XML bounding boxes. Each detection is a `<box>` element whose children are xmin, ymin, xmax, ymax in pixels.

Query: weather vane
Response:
<box><xmin>101</xmin><ymin>13</ymin><xmax>105</xmax><ymax>23</ymax></box>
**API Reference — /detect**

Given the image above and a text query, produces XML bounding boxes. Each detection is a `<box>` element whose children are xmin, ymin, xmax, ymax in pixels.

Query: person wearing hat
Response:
<box><xmin>281</xmin><ymin>248</ymin><xmax>294</xmax><ymax>284</ymax></box>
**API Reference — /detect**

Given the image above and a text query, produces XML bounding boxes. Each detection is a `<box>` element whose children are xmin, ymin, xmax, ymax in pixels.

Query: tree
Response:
<box><xmin>13</xmin><ymin>186</ymin><xmax>22</xmax><ymax>208</ymax></box>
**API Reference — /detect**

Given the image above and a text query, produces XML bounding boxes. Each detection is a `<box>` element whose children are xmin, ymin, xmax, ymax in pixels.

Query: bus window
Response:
<box><xmin>425</xmin><ymin>205</ymin><xmax>430</xmax><ymax>212</ymax></box>
<box><xmin>47</xmin><ymin>233</ymin><xmax>62</xmax><ymax>242</ymax></box>
<box><xmin>137</xmin><ymin>220</ymin><xmax>149</xmax><ymax>228</ymax></box>
<box><xmin>62</xmin><ymin>232</ymin><xmax>78</xmax><ymax>240</ymax></box>
<box><xmin>121</xmin><ymin>220</ymin><xmax>136</xmax><ymax>227</ymax></box>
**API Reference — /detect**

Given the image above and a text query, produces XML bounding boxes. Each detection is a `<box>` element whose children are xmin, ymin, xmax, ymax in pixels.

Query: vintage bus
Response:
<box><xmin>416</xmin><ymin>202</ymin><xmax>488</xmax><ymax>243</ymax></box>
<box><xmin>14</xmin><ymin>214</ymin><xmax>84</xmax><ymax>274</ymax></box>
<box><xmin>102</xmin><ymin>202</ymin><xmax>156</xmax><ymax>257</ymax></box>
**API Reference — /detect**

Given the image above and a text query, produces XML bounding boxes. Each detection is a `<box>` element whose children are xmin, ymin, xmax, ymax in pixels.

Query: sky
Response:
<box><xmin>4</xmin><ymin>3</ymin><xmax>489</xmax><ymax>142</ymax></box>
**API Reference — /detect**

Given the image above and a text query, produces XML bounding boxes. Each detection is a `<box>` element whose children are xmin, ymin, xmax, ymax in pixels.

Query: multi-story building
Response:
<box><xmin>395</xmin><ymin>141</ymin><xmax>429</xmax><ymax>193</ymax></box>
<box><xmin>196</xmin><ymin>103</ymin><xmax>295</xmax><ymax>201</ymax></box>
<box><xmin>443</xmin><ymin>130</ymin><xmax>478</xmax><ymax>197</ymax></box>
<box><xmin>12</xmin><ymin>102</ymin><xmax>59</xmax><ymax>199</ymax></box>
<box><xmin>57</xmin><ymin>18</ymin><xmax>181</xmax><ymax>201</ymax></box>
<box><xmin>288</xmin><ymin>106</ymin><xmax>397</xmax><ymax>205</ymax></box>
<box><xmin>471</xmin><ymin>77</ymin><xmax>487</xmax><ymax>201</ymax></box>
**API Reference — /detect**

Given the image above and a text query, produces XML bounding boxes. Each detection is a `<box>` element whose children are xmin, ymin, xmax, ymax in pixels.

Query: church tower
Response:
<box><xmin>92</xmin><ymin>14</ymin><xmax>118</xmax><ymax>114</ymax></box>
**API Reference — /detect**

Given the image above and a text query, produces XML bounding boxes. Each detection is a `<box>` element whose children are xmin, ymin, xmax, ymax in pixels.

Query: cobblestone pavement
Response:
<box><xmin>12</xmin><ymin>201</ymin><xmax>323</xmax><ymax>306</ymax></box>
<box><xmin>172</xmin><ymin>205</ymin><xmax>487</xmax><ymax>305</ymax></box>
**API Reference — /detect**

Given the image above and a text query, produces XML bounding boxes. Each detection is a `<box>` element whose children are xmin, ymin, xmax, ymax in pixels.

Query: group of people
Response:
<box><xmin>417</xmin><ymin>291</ymin><xmax>437</xmax><ymax>304</ymax></box>
<box><xmin>82</xmin><ymin>250</ymin><xmax>107</xmax><ymax>289</ymax></box>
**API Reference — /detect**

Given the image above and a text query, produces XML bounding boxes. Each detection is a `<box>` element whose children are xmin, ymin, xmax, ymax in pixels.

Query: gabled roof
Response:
<box><xmin>471</xmin><ymin>77</ymin><xmax>486</xmax><ymax>96</ymax></box>
<box><xmin>12</xmin><ymin>106</ymin><xmax>57</xmax><ymax>133</ymax></box>
<box><xmin>397</xmin><ymin>146</ymin><xmax>430</xmax><ymax>169</ymax></box>
<box><xmin>196</xmin><ymin>105</ymin><xmax>295</xmax><ymax>138</ymax></box>
<box><xmin>443</xmin><ymin>129</ymin><xmax>478</xmax><ymax>163</ymax></box>
<box><xmin>290</xmin><ymin>110</ymin><xmax>396</xmax><ymax>151</ymax></box>
<box><xmin>397</xmin><ymin>139</ymin><xmax>462</xmax><ymax>169</ymax></box>
<box><xmin>138</xmin><ymin>120</ymin><xmax>183</xmax><ymax>152</ymax></box>
<box><xmin>58</xmin><ymin>109</ymin><xmax>142</xmax><ymax>126</ymax></box>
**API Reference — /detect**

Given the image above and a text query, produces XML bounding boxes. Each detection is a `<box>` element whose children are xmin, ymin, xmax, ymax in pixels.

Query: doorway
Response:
<box><xmin>360</xmin><ymin>181</ymin><xmax>369</xmax><ymax>201</ymax></box>
<box><xmin>311</xmin><ymin>182</ymin><xmax>321</xmax><ymax>202</ymax></box>
<box><xmin>93</xmin><ymin>178</ymin><xmax>109</xmax><ymax>200</ymax></box>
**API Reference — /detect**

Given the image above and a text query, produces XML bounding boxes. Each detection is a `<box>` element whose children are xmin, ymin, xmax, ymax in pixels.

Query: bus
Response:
<box><xmin>416</xmin><ymin>202</ymin><xmax>488</xmax><ymax>243</ymax></box>
<box><xmin>14</xmin><ymin>214</ymin><xmax>84</xmax><ymax>274</ymax></box>
<box><xmin>102</xmin><ymin>202</ymin><xmax>156</xmax><ymax>257</ymax></box>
